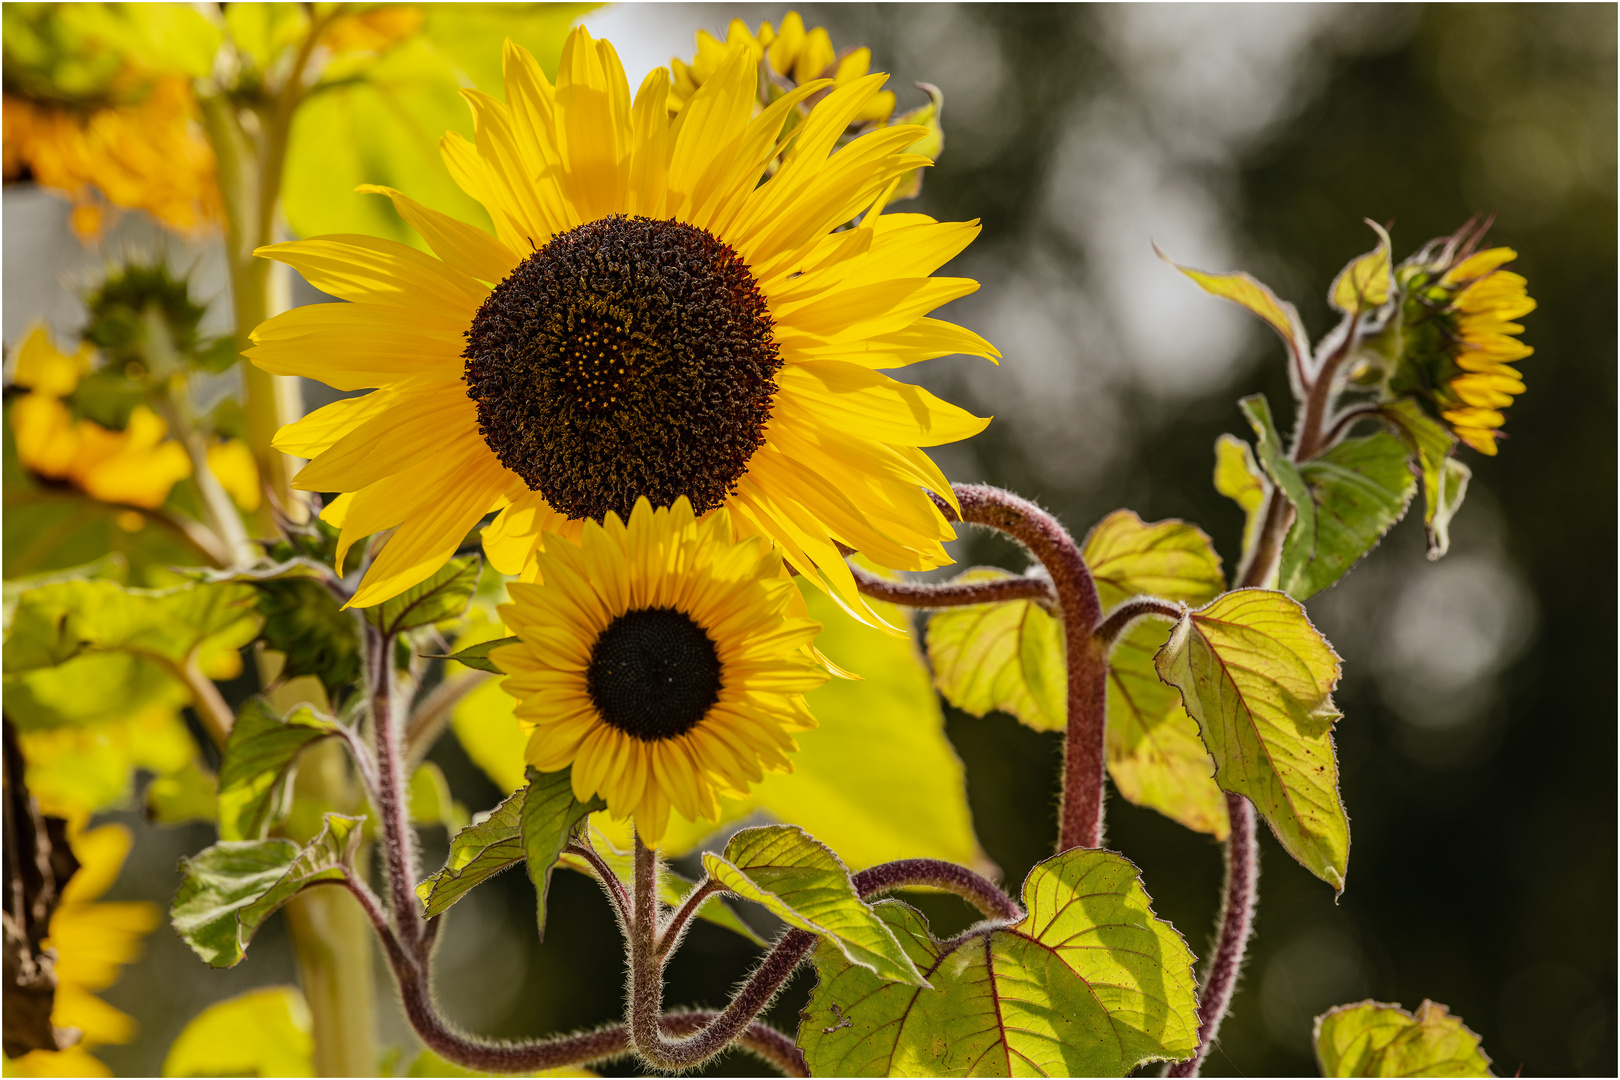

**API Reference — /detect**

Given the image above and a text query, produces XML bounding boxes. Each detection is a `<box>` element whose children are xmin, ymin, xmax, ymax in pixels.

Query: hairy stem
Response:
<box><xmin>848</xmin><ymin>559</ymin><xmax>1058</xmax><ymax>611</ymax></box>
<box><xmin>366</xmin><ymin>623</ymin><xmax>422</xmax><ymax>952</ymax></box>
<box><xmin>1168</xmin><ymin>794</ymin><xmax>1258</xmax><ymax>1078</ymax></box>
<box><xmin>948</xmin><ymin>485</ymin><xmax>1107</xmax><ymax>851</ymax></box>
<box><xmin>1094</xmin><ymin>597</ymin><xmax>1185</xmax><ymax>647</ymax></box>
<box><xmin>628</xmin><ymin>837</ymin><xmax>815</xmax><ymax>1071</ymax></box>
<box><xmin>852</xmin><ymin>858</ymin><xmax>1023</xmax><ymax>922</ymax></box>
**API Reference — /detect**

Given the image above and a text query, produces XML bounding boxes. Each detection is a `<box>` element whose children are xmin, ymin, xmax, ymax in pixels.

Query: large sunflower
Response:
<box><xmin>491</xmin><ymin>496</ymin><xmax>826</xmax><ymax>845</ymax></box>
<box><xmin>250</xmin><ymin>27</ymin><xmax>997</xmax><ymax>618</ymax></box>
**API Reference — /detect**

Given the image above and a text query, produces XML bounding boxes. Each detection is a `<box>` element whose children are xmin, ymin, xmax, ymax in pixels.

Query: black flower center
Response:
<box><xmin>586</xmin><ymin>607</ymin><xmax>723</xmax><ymax>742</ymax></box>
<box><xmin>463</xmin><ymin>215</ymin><xmax>781</xmax><ymax>523</ymax></box>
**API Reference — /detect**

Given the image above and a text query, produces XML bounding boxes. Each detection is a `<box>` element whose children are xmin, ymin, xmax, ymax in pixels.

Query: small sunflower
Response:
<box><xmin>491</xmin><ymin>497</ymin><xmax>826</xmax><ymax>845</ymax></box>
<box><xmin>1392</xmin><ymin>230</ymin><xmax>1535</xmax><ymax>456</ymax></box>
<box><xmin>252</xmin><ymin>27</ymin><xmax>995</xmax><ymax>617</ymax></box>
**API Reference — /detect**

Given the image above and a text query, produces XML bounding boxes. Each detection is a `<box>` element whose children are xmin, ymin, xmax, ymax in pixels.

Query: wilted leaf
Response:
<box><xmin>703</xmin><ymin>825</ymin><xmax>924</xmax><ymax>986</ymax></box>
<box><xmin>1315</xmin><ymin>999</ymin><xmax>1493</xmax><ymax>1077</ymax></box>
<box><xmin>1214</xmin><ymin>433</ymin><xmax>1271</xmax><ymax>557</ymax></box>
<box><xmin>416</xmin><ymin>788</ymin><xmax>526</xmax><ymax>918</ymax></box>
<box><xmin>162</xmin><ymin>985</ymin><xmax>314</xmax><ymax>1078</ymax></box>
<box><xmin>1082</xmin><ymin>510</ymin><xmax>1226</xmax><ymax>610</ymax></box>
<box><xmin>1382</xmin><ymin>399</ymin><xmax>1470</xmax><ymax>560</ymax></box>
<box><xmin>520</xmin><ymin>767</ymin><xmax>605</xmax><ymax>940</ymax></box>
<box><xmin>173</xmin><ymin>813</ymin><xmax>364</xmax><ymax>968</ymax></box>
<box><xmin>799</xmin><ymin>847</ymin><xmax>1199</xmax><ymax>1076</ymax></box>
<box><xmin>1107</xmin><ymin>618</ymin><xmax>1228</xmax><ymax>839</ymax></box>
<box><xmin>216</xmin><ymin>700</ymin><xmax>344</xmax><ymax>841</ymax></box>
<box><xmin>926</xmin><ymin>567</ymin><xmax>1064</xmax><ymax>732</ymax></box>
<box><xmin>364</xmin><ymin>555</ymin><xmax>479</xmax><ymax>637</ymax></box>
<box><xmin>1278</xmin><ymin>432</ymin><xmax>1416</xmax><ymax>600</ymax></box>
<box><xmin>1158</xmin><ymin>246</ymin><xmax>1309</xmax><ymax>362</ymax></box>
<box><xmin>1155</xmin><ymin>590</ymin><xmax>1348</xmax><ymax>889</ymax></box>
<box><xmin>1328</xmin><ymin>221</ymin><xmax>1395</xmax><ymax>315</ymax></box>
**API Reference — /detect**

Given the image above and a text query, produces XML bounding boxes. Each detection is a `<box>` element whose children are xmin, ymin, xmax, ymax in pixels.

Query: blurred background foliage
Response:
<box><xmin>2</xmin><ymin>3</ymin><xmax>1613</xmax><ymax>1077</ymax></box>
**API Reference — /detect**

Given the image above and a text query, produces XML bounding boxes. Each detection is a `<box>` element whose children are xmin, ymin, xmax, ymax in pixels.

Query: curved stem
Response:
<box><xmin>852</xmin><ymin>858</ymin><xmax>1023</xmax><ymax>922</ymax></box>
<box><xmin>1168</xmin><ymin>794</ymin><xmax>1258</xmax><ymax>1078</ymax></box>
<box><xmin>949</xmin><ymin>485</ymin><xmax>1107</xmax><ymax>851</ymax></box>
<box><xmin>1094</xmin><ymin>597</ymin><xmax>1184</xmax><ymax>647</ymax></box>
<box><xmin>658</xmin><ymin>878</ymin><xmax>721</xmax><ymax>960</ymax></box>
<box><xmin>628</xmin><ymin>837</ymin><xmax>815</xmax><ymax>1071</ymax></box>
<box><xmin>848</xmin><ymin>559</ymin><xmax>1057</xmax><ymax>611</ymax></box>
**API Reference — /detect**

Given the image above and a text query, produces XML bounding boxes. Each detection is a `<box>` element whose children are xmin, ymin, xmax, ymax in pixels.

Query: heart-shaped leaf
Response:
<box><xmin>799</xmin><ymin>847</ymin><xmax>1199</xmax><ymax>1076</ymax></box>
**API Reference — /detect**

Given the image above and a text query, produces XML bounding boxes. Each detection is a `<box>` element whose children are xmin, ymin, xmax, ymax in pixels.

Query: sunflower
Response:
<box><xmin>491</xmin><ymin>496</ymin><xmax>826</xmax><ymax>845</ymax></box>
<box><xmin>669</xmin><ymin>12</ymin><xmax>896</xmax><ymax>125</ymax></box>
<box><xmin>1392</xmin><ymin>234</ymin><xmax>1535</xmax><ymax>456</ymax></box>
<box><xmin>5</xmin><ymin>824</ymin><xmax>160</xmax><ymax>1078</ymax></box>
<box><xmin>251</xmin><ymin>27</ymin><xmax>996</xmax><ymax>619</ymax></box>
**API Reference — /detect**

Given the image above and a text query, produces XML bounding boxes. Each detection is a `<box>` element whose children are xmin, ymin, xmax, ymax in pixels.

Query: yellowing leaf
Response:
<box><xmin>1314</xmin><ymin>999</ymin><xmax>1493</xmax><ymax>1077</ymax></box>
<box><xmin>800</xmin><ymin>848</ymin><xmax>1200</xmax><ymax>1076</ymax></box>
<box><xmin>1214</xmin><ymin>433</ymin><xmax>1270</xmax><ymax>557</ymax></box>
<box><xmin>926</xmin><ymin>567</ymin><xmax>1065</xmax><ymax>732</ymax></box>
<box><xmin>1107</xmin><ymin>618</ymin><xmax>1228</xmax><ymax>839</ymax></box>
<box><xmin>1082</xmin><ymin>510</ymin><xmax>1226</xmax><ymax>609</ymax></box>
<box><xmin>702</xmin><ymin>825</ymin><xmax>926</xmax><ymax>986</ymax></box>
<box><xmin>1154</xmin><ymin>590</ymin><xmax>1348</xmax><ymax>889</ymax></box>
<box><xmin>1328</xmin><ymin>221</ymin><xmax>1395</xmax><ymax>315</ymax></box>
<box><xmin>1157</xmin><ymin>245</ymin><xmax>1308</xmax><ymax>361</ymax></box>
<box><xmin>162</xmin><ymin>986</ymin><xmax>314</xmax><ymax>1078</ymax></box>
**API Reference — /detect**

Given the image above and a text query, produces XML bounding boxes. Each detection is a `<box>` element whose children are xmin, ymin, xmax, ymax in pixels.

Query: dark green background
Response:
<box><xmin>84</xmin><ymin>4</ymin><xmax>1613</xmax><ymax>1076</ymax></box>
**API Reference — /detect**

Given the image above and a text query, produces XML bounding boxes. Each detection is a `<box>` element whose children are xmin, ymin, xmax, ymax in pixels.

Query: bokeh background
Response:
<box><xmin>4</xmin><ymin>3</ymin><xmax>1614</xmax><ymax>1076</ymax></box>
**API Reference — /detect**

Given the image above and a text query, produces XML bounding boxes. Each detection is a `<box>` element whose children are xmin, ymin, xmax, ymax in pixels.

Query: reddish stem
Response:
<box><xmin>949</xmin><ymin>485</ymin><xmax>1108</xmax><ymax>851</ymax></box>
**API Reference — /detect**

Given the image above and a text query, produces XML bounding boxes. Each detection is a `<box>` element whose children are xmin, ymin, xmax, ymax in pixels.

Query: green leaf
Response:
<box><xmin>162</xmin><ymin>985</ymin><xmax>314</xmax><ymax>1078</ymax></box>
<box><xmin>555</xmin><ymin>827</ymin><xmax>766</xmax><ymax>947</ymax></box>
<box><xmin>1382</xmin><ymin>399</ymin><xmax>1470</xmax><ymax>560</ymax></box>
<box><xmin>409</xmin><ymin>761</ymin><xmax>468</xmax><ymax>831</ymax></box>
<box><xmin>926</xmin><ymin>567</ymin><xmax>1065</xmax><ymax>732</ymax></box>
<box><xmin>253</xmin><ymin>576</ymin><xmax>362</xmax><ymax>701</ymax></box>
<box><xmin>223</xmin><ymin>3</ymin><xmax>309</xmax><ymax>75</ymax></box>
<box><xmin>172</xmin><ymin>813</ymin><xmax>364</xmax><ymax>968</ymax></box>
<box><xmin>1278</xmin><ymin>432</ymin><xmax>1416</xmax><ymax>600</ymax></box>
<box><xmin>1083</xmin><ymin>509</ymin><xmax>1226</xmax><ymax>609</ymax></box>
<box><xmin>702</xmin><ymin>825</ymin><xmax>926</xmax><ymax>986</ymax></box>
<box><xmin>426</xmin><ymin>635</ymin><xmax>520</xmax><ymax>674</ymax></box>
<box><xmin>216</xmin><ymin>700</ymin><xmax>345</xmax><ymax>842</ymax></box>
<box><xmin>1214</xmin><ymin>433</ymin><xmax>1271</xmax><ymax>557</ymax></box>
<box><xmin>1155</xmin><ymin>590</ymin><xmax>1348</xmax><ymax>890</ymax></box>
<box><xmin>1106</xmin><ymin>618</ymin><xmax>1228</xmax><ymax>839</ymax></box>
<box><xmin>146</xmin><ymin>758</ymin><xmax>218</xmax><ymax>826</ymax></box>
<box><xmin>520</xmin><ymin>767</ymin><xmax>605</xmax><ymax>940</ymax></box>
<box><xmin>4</xmin><ymin>578</ymin><xmax>260</xmax><ymax>675</ymax></box>
<box><xmin>1158</xmin><ymin>246</ymin><xmax>1309</xmax><ymax>362</ymax></box>
<box><xmin>417</xmin><ymin>3</ymin><xmax>586</xmax><ymax>94</ymax></box>
<box><xmin>799</xmin><ymin>847</ymin><xmax>1199</xmax><ymax>1077</ymax></box>
<box><xmin>1329</xmin><ymin>221</ymin><xmax>1395</xmax><ymax>315</ymax></box>
<box><xmin>416</xmin><ymin>788</ymin><xmax>526</xmax><ymax>918</ymax></box>
<box><xmin>364</xmin><ymin>555</ymin><xmax>480</xmax><ymax>637</ymax></box>
<box><xmin>1315</xmin><ymin>999</ymin><xmax>1493</xmax><ymax>1077</ymax></box>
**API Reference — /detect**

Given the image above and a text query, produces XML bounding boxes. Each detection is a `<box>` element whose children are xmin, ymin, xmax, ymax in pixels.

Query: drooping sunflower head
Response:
<box><xmin>1390</xmin><ymin>224</ymin><xmax>1535</xmax><ymax>456</ymax></box>
<box><xmin>492</xmin><ymin>497</ymin><xmax>826</xmax><ymax>845</ymax></box>
<box><xmin>254</xmin><ymin>26</ymin><xmax>997</xmax><ymax>617</ymax></box>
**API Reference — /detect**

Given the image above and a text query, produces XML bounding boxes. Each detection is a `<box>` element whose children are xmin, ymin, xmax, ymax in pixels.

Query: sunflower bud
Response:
<box><xmin>1382</xmin><ymin>221</ymin><xmax>1536</xmax><ymax>456</ymax></box>
<box><xmin>83</xmin><ymin>260</ymin><xmax>206</xmax><ymax>373</ymax></box>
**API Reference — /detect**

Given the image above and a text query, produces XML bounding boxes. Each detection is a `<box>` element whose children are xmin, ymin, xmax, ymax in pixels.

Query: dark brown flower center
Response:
<box><xmin>585</xmin><ymin>607</ymin><xmax>723</xmax><ymax>741</ymax></box>
<box><xmin>462</xmin><ymin>215</ymin><xmax>781</xmax><ymax>523</ymax></box>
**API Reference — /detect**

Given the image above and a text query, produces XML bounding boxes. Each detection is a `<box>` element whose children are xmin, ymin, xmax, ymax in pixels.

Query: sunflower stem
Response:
<box><xmin>366</xmin><ymin>621</ymin><xmax>424</xmax><ymax>954</ymax></box>
<box><xmin>627</xmin><ymin>835</ymin><xmax>816</xmax><ymax>1071</ymax></box>
<box><xmin>947</xmin><ymin>484</ymin><xmax>1108</xmax><ymax>852</ymax></box>
<box><xmin>1094</xmin><ymin>597</ymin><xmax>1186</xmax><ymax>648</ymax></box>
<box><xmin>852</xmin><ymin>858</ymin><xmax>1023</xmax><ymax>922</ymax></box>
<box><xmin>848</xmin><ymin>559</ymin><xmax>1058</xmax><ymax>612</ymax></box>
